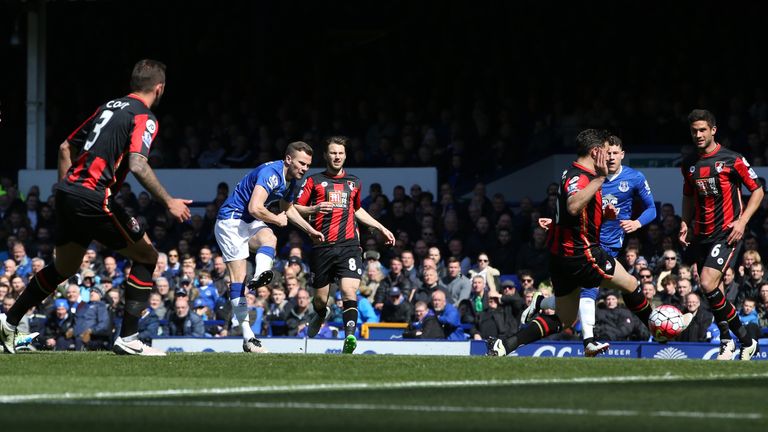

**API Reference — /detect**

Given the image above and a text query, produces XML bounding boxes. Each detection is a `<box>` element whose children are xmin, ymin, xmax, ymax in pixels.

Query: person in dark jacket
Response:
<box><xmin>285</xmin><ymin>289</ymin><xmax>316</xmax><ymax>337</ymax></box>
<box><xmin>381</xmin><ymin>287</ymin><xmax>414</xmax><ymax>323</ymax></box>
<box><xmin>431</xmin><ymin>290</ymin><xmax>466</xmax><ymax>340</ymax></box>
<box><xmin>594</xmin><ymin>292</ymin><xmax>637</xmax><ymax>341</ymax></box>
<box><xmin>74</xmin><ymin>287</ymin><xmax>113</xmax><ymax>350</ymax></box>
<box><xmin>43</xmin><ymin>299</ymin><xmax>76</xmax><ymax>351</ymax></box>
<box><xmin>470</xmin><ymin>293</ymin><xmax>517</xmax><ymax>340</ymax></box>
<box><xmin>165</xmin><ymin>297</ymin><xmax>205</xmax><ymax>337</ymax></box>
<box><xmin>402</xmin><ymin>301</ymin><xmax>443</xmax><ymax>339</ymax></box>
<box><xmin>138</xmin><ymin>307</ymin><xmax>161</xmax><ymax>345</ymax></box>
<box><xmin>374</xmin><ymin>257</ymin><xmax>414</xmax><ymax>310</ymax></box>
<box><xmin>678</xmin><ymin>292</ymin><xmax>713</xmax><ymax>342</ymax></box>
<box><xmin>410</xmin><ymin>268</ymin><xmax>447</xmax><ymax>305</ymax></box>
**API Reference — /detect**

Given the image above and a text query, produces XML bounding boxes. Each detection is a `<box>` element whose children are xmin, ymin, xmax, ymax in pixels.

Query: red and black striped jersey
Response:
<box><xmin>57</xmin><ymin>94</ymin><xmax>159</xmax><ymax>209</ymax></box>
<box><xmin>295</xmin><ymin>170</ymin><xmax>362</xmax><ymax>248</ymax></box>
<box><xmin>547</xmin><ymin>162</ymin><xmax>603</xmax><ymax>257</ymax></box>
<box><xmin>681</xmin><ymin>144</ymin><xmax>761</xmax><ymax>238</ymax></box>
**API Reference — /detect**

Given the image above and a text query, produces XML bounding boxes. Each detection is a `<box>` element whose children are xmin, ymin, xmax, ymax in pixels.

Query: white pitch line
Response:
<box><xmin>42</xmin><ymin>399</ymin><xmax>765</xmax><ymax>421</ymax></box>
<box><xmin>1</xmin><ymin>372</ymin><xmax>767</xmax><ymax>404</ymax></box>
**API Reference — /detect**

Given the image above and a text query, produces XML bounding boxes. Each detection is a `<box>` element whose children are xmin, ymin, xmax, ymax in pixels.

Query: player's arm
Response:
<box><xmin>566</xmin><ymin>176</ymin><xmax>605</xmax><ymax>216</ymax></box>
<box><xmin>620</xmin><ymin>174</ymin><xmax>657</xmax><ymax>233</ymax></box>
<box><xmin>292</xmin><ymin>176</ymin><xmax>334</xmax><ymax>218</ymax></box>
<box><xmin>58</xmin><ymin>140</ymin><xmax>76</xmax><ymax>180</ymax></box>
<box><xmin>679</xmin><ymin>190</ymin><xmax>695</xmax><ymax>247</ymax></box>
<box><xmin>728</xmin><ymin>157</ymin><xmax>765</xmax><ymax>244</ymax></box>
<box><xmin>248</xmin><ymin>185</ymin><xmax>287</xmax><ymax>226</ymax></box>
<box><xmin>354</xmin><ymin>208</ymin><xmax>395</xmax><ymax>245</ymax></box>
<box><xmin>129</xmin><ymin>154</ymin><xmax>192</xmax><ymax>222</ymax></box>
<box><xmin>280</xmin><ymin>200</ymin><xmax>325</xmax><ymax>242</ymax></box>
<box><xmin>293</xmin><ymin>202</ymin><xmax>334</xmax><ymax>218</ymax></box>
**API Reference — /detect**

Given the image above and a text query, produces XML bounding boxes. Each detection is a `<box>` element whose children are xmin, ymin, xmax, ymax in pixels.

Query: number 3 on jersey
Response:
<box><xmin>84</xmin><ymin>110</ymin><xmax>114</xmax><ymax>151</ymax></box>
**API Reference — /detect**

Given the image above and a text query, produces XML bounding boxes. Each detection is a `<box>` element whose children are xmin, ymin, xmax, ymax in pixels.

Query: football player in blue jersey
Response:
<box><xmin>578</xmin><ymin>135</ymin><xmax>657</xmax><ymax>356</ymax></box>
<box><xmin>214</xmin><ymin>141</ymin><xmax>324</xmax><ymax>352</ymax></box>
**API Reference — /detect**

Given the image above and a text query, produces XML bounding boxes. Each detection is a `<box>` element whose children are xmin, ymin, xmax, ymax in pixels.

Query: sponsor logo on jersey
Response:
<box><xmin>618</xmin><ymin>181</ymin><xmax>629</xmax><ymax>192</ymax></box>
<box><xmin>717</xmin><ymin>257</ymin><xmax>724</xmax><ymax>265</ymax></box>
<box><xmin>715</xmin><ymin>161</ymin><xmax>724</xmax><ymax>173</ymax></box>
<box><xmin>145</xmin><ymin>119</ymin><xmax>157</xmax><ymax>134</ymax></box>
<box><xmin>329</xmin><ymin>191</ymin><xmax>348</xmax><ymax>207</ymax></box>
<box><xmin>748</xmin><ymin>168</ymin><xmax>758</xmax><ymax>179</ymax></box>
<box><xmin>567</xmin><ymin>175</ymin><xmax>580</xmax><ymax>195</ymax></box>
<box><xmin>644</xmin><ymin>180</ymin><xmax>651</xmax><ymax>193</ymax></box>
<box><xmin>266</xmin><ymin>174</ymin><xmax>279</xmax><ymax>190</ymax></box>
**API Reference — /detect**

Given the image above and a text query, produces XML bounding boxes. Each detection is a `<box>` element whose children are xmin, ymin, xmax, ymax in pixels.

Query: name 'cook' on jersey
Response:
<box><xmin>217</xmin><ymin>161</ymin><xmax>298</xmax><ymax>223</ymax></box>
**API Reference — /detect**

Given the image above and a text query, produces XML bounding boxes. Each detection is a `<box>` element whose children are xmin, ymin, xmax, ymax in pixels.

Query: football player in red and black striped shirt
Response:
<box><xmin>0</xmin><ymin>60</ymin><xmax>191</xmax><ymax>356</ymax></box>
<box><xmin>294</xmin><ymin>136</ymin><xmax>395</xmax><ymax>353</ymax></box>
<box><xmin>487</xmin><ymin>129</ymin><xmax>655</xmax><ymax>356</ymax></box>
<box><xmin>679</xmin><ymin>109</ymin><xmax>763</xmax><ymax>360</ymax></box>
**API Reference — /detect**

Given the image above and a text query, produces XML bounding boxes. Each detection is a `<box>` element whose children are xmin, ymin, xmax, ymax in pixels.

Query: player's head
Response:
<box><xmin>130</xmin><ymin>59</ymin><xmax>166</xmax><ymax>108</ymax></box>
<box><xmin>687</xmin><ymin>109</ymin><xmax>717</xmax><ymax>151</ymax></box>
<box><xmin>606</xmin><ymin>135</ymin><xmax>625</xmax><ymax>174</ymax></box>
<box><xmin>284</xmin><ymin>141</ymin><xmax>313</xmax><ymax>180</ymax></box>
<box><xmin>575</xmin><ymin>129</ymin><xmax>610</xmax><ymax>159</ymax></box>
<box><xmin>324</xmin><ymin>136</ymin><xmax>348</xmax><ymax>172</ymax></box>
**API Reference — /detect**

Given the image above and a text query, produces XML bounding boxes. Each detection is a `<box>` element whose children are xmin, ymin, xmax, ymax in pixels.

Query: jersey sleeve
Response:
<box><xmin>128</xmin><ymin>113</ymin><xmax>159</xmax><ymax>157</ymax></box>
<box><xmin>353</xmin><ymin>179</ymin><xmax>362</xmax><ymax>210</ymax></box>
<box><xmin>733</xmin><ymin>156</ymin><xmax>761</xmax><ymax>192</ymax></box>
<box><xmin>565</xmin><ymin>173</ymin><xmax>590</xmax><ymax>197</ymax></box>
<box><xmin>681</xmin><ymin>165</ymin><xmax>695</xmax><ymax>196</ymax></box>
<box><xmin>295</xmin><ymin>176</ymin><xmax>315</xmax><ymax>206</ymax></box>
<box><xmin>255</xmin><ymin>168</ymin><xmax>281</xmax><ymax>196</ymax></box>
<box><xmin>67</xmin><ymin>107</ymin><xmax>101</xmax><ymax>150</ymax></box>
<box><xmin>634</xmin><ymin>172</ymin><xmax>657</xmax><ymax>226</ymax></box>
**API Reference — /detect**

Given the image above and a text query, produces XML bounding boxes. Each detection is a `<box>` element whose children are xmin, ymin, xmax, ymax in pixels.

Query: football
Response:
<box><xmin>648</xmin><ymin>305</ymin><xmax>686</xmax><ymax>341</ymax></box>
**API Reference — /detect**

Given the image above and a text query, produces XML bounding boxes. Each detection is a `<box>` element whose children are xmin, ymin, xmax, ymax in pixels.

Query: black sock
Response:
<box><xmin>717</xmin><ymin>321</ymin><xmax>731</xmax><ymax>341</ymax></box>
<box><xmin>342</xmin><ymin>300</ymin><xmax>358</xmax><ymax>337</ymax></box>
<box><xmin>583</xmin><ymin>337</ymin><xmax>594</xmax><ymax>347</ymax></box>
<box><xmin>503</xmin><ymin>315</ymin><xmax>561</xmax><ymax>352</ymax></box>
<box><xmin>703</xmin><ymin>289</ymin><xmax>750</xmax><ymax>346</ymax></box>
<box><xmin>7</xmin><ymin>265</ymin><xmax>67</xmax><ymax>325</ymax></box>
<box><xmin>121</xmin><ymin>262</ymin><xmax>154</xmax><ymax>338</ymax></box>
<box><xmin>313</xmin><ymin>298</ymin><xmax>328</xmax><ymax>320</ymax></box>
<box><xmin>622</xmin><ymin>286</ymin><xmax>652</xmax><ymax>324</ymax></box>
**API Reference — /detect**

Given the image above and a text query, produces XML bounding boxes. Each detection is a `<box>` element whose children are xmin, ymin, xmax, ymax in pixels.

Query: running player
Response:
<box><xmin>1</xmin><ymin>59</ymin><xmax>191</xmax><ymax>355</ymax></box>
<box><xmin>579</xmin><ymin>135</ymin><xmax>656</xmax><ymax>356</ymax></box>
<box><xmin>679</xmin><ymin>109</ymin><xmax>762</xmax><ymax>360</ymax></box>
<box><xmin>294</xmin><ymin>136</ymin><xmax>395</xmax><ymax>354</ymax></box>
<box><xmin>215</xmin><ymin>141</ymin><xmax>324</xmax><ymax>353</ymax></box>
<box><xmin>487</xmin><ymin>129</ymin><xmax>656</xmax><ymax>357</ymax></box>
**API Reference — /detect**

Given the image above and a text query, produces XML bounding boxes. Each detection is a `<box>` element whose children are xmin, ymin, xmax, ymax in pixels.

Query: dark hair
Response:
<box><xmin>687</xmin><ymin>109</ymin><xmax>717</xmax><ymax>128</ymax></box>
<box><xmin>607</xmin><ymin>135</ymin><xmax>623</xmax><ymax>149</ymax></box>
<box><xmin>325</xmin><ymin>136</ymin><xmax>349</xmax><ymax>151</ymax></box>
<box><xmin>285</xmin><ymin>141</ymin><xmax>313</xmax><ymax>157</ymax></box>
<box><xmin>130</xmin><ymin>59</ymin><xmax>166</xmax><ymax>93</ymax></box>
<box><xmin>575</xmin><ymin>129</ymin><xmax>610</xmax><ymax>157</ymax></box>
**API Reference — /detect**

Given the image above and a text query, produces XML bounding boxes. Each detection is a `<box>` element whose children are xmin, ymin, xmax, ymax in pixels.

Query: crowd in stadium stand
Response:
<box><xmin>1</xmin><ymin>166</ymin><xmax>768</xmax><ymax>351</ymax></box>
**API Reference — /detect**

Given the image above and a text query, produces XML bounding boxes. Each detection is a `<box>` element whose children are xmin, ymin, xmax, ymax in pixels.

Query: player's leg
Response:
<box><xmin>1</xmin><ymin>242</ymin><xmax>81</xmax><ymax>353</ymax></box>
<box><xmin>246</xmin><ymin>225</ymin><xmax>276</xmax><ymax>290</ymax></box>
<box><xmin>337</xmin><ymin>246</ymin><xmax>364</xmax><ymax>353</ymax></box>
<box><xmin>214</xmin><ymin>219</ymin><xmax>264</xmax><ymax>352</ymax></box>
<box><xmin>700</xmin><ymin>266</ymin><xmax>757</xmax><ymax>360</ymax></box>
<box><xmin>599</xmin><ymin>259</ymin><xmax>652</xmax><ymax>325</ymax></box>
<box><xmin>307</xmin><ymin>248</ymin><xmax>333</xmax><ymax>338</ymax></box>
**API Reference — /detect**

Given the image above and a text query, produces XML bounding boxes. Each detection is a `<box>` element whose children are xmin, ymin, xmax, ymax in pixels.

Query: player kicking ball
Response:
<box><xmin>294</xmin><ymin>136</ymin><xmax>395</xmax><ymax>354</ymax></box>
<box><xmin>214</xmin><ymin>141</ymin><xmax>324</xmax><ymax>353</ymax></box>
<box><xmin>487</xmin><ymin>129</ymin><xmax>678</xmax><ymax>357</ymax></box>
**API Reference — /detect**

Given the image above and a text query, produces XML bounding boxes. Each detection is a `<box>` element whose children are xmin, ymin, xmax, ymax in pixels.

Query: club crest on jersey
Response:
<box><xmin>347</xmin><ymin>180</ymin><xmax>355</xmax><ymax>190</ymax></box>
<box><xmin>128</xmin><ymin>217</ymin><xmax>141</xmax><ymax>234</ymax></box>
<box><xmin>567</xmin><ymin>175</ymin><xmax>580</xmax><ymax>195</ymax></box>
<box><xmin>715</xmin><ymin>161</ymin><xmax>724</xmax><ymax>173</ymax></box>
<box><xmin>605</xmin><ymin>261</ymin><xmax>612</xmax><ymax>271</ymax></box>
<box><xmin>689</xmin><ymin>166</ymin><xmax>696</xmax><ymax>174</ymax></box>
<box><xmin>618</xmin><ymin>181</ymin><xmax>629</xmax><ymax>192</ymax></box>
<box><xmin>321</xmin><ymin>181</ymin><xmax>328</xmax><ymax>187</ymax></box>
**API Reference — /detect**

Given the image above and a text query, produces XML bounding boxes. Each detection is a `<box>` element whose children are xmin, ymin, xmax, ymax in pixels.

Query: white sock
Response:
<box><xmin>580</xmin><ymin>296</ymin><xmax>596</xmax><ymax>340</ymax></box>
<box><xmin>253</xmin><ymin>252</ymin><xmax>274</xmax><ymax>281</ymax></box>
<box><xmin>231</xmin><ymin>298</ymin><xmax>255</xmax><ymax>340</ymax></box>
<box><xmin>122</xmin><ymin>333</ymin><xmax>139</xmax><ymax>342</ymax></box>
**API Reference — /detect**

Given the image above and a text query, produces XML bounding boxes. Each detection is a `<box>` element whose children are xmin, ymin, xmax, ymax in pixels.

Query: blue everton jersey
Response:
<box><xmin>217</xmin><ymin>160</ymin><xmax>298</xmax><ymax>223</ymax></box>
<box><xmin>600</xmin><ymin>166</ymin><xmax>656</xmax><ymax>250</ymax></box>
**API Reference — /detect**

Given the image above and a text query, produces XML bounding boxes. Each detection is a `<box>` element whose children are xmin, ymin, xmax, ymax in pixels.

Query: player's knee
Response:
<box><xmin>258</xmin><ymin>230</ymin><xmax>277</xmax><ymax>247</ymax></box>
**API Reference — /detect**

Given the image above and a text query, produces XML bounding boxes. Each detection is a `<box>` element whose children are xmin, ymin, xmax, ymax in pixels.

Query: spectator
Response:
<box><xmin>470</xmin><ymin>292</ymin><xmax>517</xmax><ymax>341</ymax></box>
<box><xmin>722</xmin><ymin>267</ymin><xmax>739</xmax><ymax>306</ymax></box>
<box><xmin>148</xmin><ymin>291</ymin><xmax>168</xmax><ymax>321</ymax></box>
<box><xmin>196</xmin><ymin>271</ymin><xmax>219</xmax><ymax>312</ymax></box>
<box><xmin>655</xmin><ymin>250</ymin><xmax>679</xmax><ymax>291</ymax></box>
<box><xmin>286</xmin><ymin>289</ymin><xmax>315</xmax><ymax>337</ymax></box>
<box><xmin>497</xmin><ymin>280</ymin><xmax>525</xmax><ymax>334</ymax></box>
<box><xmin>43</xmin><ymin>298</ymin><xmax>76</xmax><ymax>351</ymax></box>
<box><xmin>641</xmin><ymin>281</ymin><xmax>662</xmax><ymax>309</ymax></box>
<box><xmin>166</xmin><ymin>297</ymin><xmax>205</xmax><ymax>337</ymax></box>
<box><xmin>595</xmin><ymin>291</ymin><xmax>648</xmax><ymax>341</ymax></box>
<box><xmin>374</xmin><ymin>257</ymin><xmax>414</xmax><ymax>310</ymax></box>
<box><xmin>469</xmin><ymin>252</ymin><xmax>500</xmax><ymax>294</ymax></box>
<box><xmin>737</xmin><ymin>250</ymin><xmax>761</xmax><ymax>283</ymax></box>
<box><xmin>427</xmin><ymin>247</ymin><xmax>447</xmax><ymax>280</ymax></box>
<box><xmin>11</xmin><ymin>243</ymin><xmax>32</xmax><ymax>279</ymax></box>
<box><xmin>380</xmin><ymin>287</ymin><xmax>413</xmax><ymax>323</ymax></box>
<box><xmin>431</xmin><ymin>290</ymin><xmax>466</xmax><ymax>340</ymax></box>
<box><xmin>490</xmin><ymin>228</ymin><xmax>518</xmax><ymax>274</ymax></box>
<box><xmin>678</xmin><ymin>293</ymin><xmax>713</xmax><ymax>342</ymax></box>
<box><xmin>738</xmin><ymin>298</ymin><xmax>762</xmax><ymax>341</ymax></box>
<box><xmin>465</xmin><ymin>216</ymin><xmax>494</xmax><ymax>258</ymax></box>
<box><xmin>400</xmin><ymin>250</ymin><xmax>421</xmax><ymax>288</ymax></box>
<box><xmin>138</xmin><ymin>304</ymin><xmax>161</xmax><ymax>344</ymax></box>
<box><xmin>659</xmin><ymin>274</ymin><xmax>683</xmax><ymax>311</ymax></box>
<box><xmin>757</xmin><ymin>283</ymin><xmax>768</xmax><ymax>330</ymax></box>
<box><xmin>265</xmin><ymin>286</ymin><xmax>290</xmax><ymax>332</ymax></box>
<box><xmin>198</xmin><ymin>247</ymin><xmax>214</xmax><ymax>274</ymax></box>
<box><xmin>410</xmin><ymin>268</ymin><xmax>447</xmax><ymax>305</ymax></box>
<box><xmin>98</xmin><ymin>256</ymin><xmax>124</xmax><ymax>287</ymax></box>
<box><xmin>442</xmin><ymin>257</ymin><xmax>471</xmax><ymax>306</ymax></box>
<box><xmin>359</xmin><ymin>260</ymin><xmax>385</xmax><ymax>304</ymax></box>
<box><xmin>446</xmin><ymin>238</ymin><xmax>471</xmax><ymax>275</ymax></box>
<box><xmin>74</xmin><ymin>287</ymin><xmax>113</xmax><ymax>351</ymax></box>
<box><xmin>402</xmin><ymin>301</ymin><xmax>443</xmax><ymax>339</ymax></box>
<box><xmin>737</xmin><ymin>262</ymin><xmax>765</xmax><ymax>308</ymax></box>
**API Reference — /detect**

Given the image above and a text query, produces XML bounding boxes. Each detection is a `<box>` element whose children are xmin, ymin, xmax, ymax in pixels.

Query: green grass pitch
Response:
<box><xmin>0</xmin><ymin>353</ymin><xmax>766</xmax><ymax>431</ymax></box>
